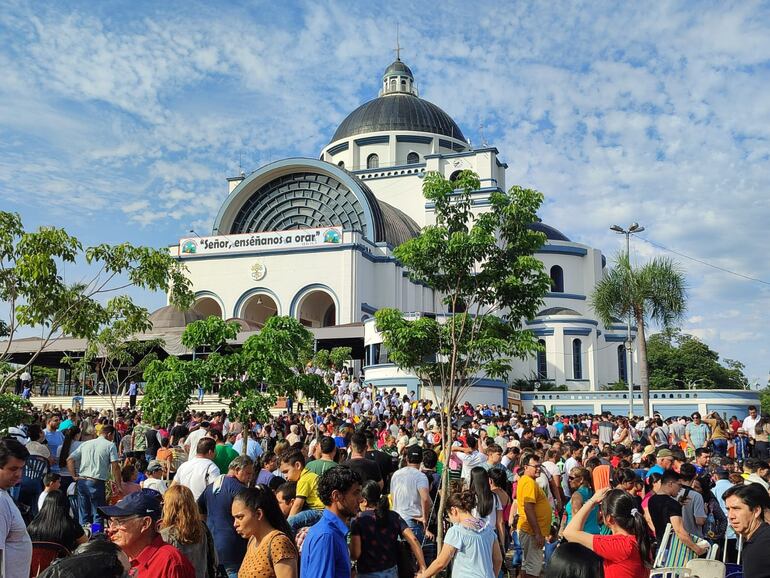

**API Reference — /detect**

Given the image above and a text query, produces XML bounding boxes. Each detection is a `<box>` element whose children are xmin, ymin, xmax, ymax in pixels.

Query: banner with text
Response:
<box><xmin>178</xmin><ymin>226</ymin><xmax>343</xmax><ymax>258</ymax></box>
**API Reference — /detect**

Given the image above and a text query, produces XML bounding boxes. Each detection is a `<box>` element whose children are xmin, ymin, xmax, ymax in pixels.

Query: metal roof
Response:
<box><xmin>529</xmin><ymin>222</ymin><xmax>571</xmax><ymax>242</ymax></box>
<box><xmin>383</xmin><ymin>60</ymin><xmax>413</xmax><ymax>78</ymax></box>
<box><xmin>331</xmin><ymin>94</ymin><xmax>466</xmax><ymax>143</ymax></box>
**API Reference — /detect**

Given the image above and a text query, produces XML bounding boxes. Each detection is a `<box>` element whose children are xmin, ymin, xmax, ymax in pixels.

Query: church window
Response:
<box><xmin>367</xmin><ymin>153</ymin><xmax>379</xmax><ymax>169</ymax></box>
<box><xmin>536</xmin><ymin>339</ymin><xmax>547</xmax><ymax>380</ymax></box>
<box><xmin>550</xmin><ymin>265</ymin><xmax>564</xmax><ymax>293</ymax></box>
<box><xmin>572</xmin><ymin>339</ymin><xmax>582</xmax><ymax>379</ymax></box>
<box><xmin>407</xmin><ymin>152</ymin><xmax>419</xmax><ymax>164</ymax></box>
<box><xmin>449</xmin><ymin>170</ymin><xmax>462</xmax><ymax>182</ymax></box>
<box><xmin>618</xmin><ymin>344</ymin><xmax>627</xmax><ymax>383</ymax></box>
<box><xmin>337</xmin><ymin>161</ymin><xmax>344</xmax><ymax>168</ymax></box>
<box><xmin>390</xmin><ymin>79</ymin><xmax>396</xmax><ymax>91</ymax></box>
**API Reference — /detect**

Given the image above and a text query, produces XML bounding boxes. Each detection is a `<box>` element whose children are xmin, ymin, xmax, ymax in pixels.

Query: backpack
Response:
<box><xmin>704</xmin><ymin>497</ymin><xmax>728</xmax><ymax>543</ymax></box>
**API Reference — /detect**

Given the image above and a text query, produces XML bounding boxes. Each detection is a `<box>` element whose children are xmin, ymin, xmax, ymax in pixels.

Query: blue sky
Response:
<box><xmin>2</xmin><ymin>1</ymin><xmax>769</xmax><ymax>385</ymax></box>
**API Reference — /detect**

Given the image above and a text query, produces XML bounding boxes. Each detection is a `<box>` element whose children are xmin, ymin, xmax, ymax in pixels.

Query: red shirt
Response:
<box><xmin>593</xmin><ymin>534</ymin><xmax>649</xmax><ymax>578</ymax></box>
<box><xmin>131</xmin><ymin>534</ymin><xmax>196</xmax><ymax>578</ymax></box>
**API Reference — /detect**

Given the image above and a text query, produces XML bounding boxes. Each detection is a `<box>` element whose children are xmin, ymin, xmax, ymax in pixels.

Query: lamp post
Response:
<box><xmin>610</xmin><ymin>223</ymin><xmax>644</xmax><ymax>417</ymax></box>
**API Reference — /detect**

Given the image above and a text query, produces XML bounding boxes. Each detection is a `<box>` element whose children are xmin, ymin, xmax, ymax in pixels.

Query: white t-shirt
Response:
<box><xmin>743</xmin><ymin>415</ymin><xmax>761</xmax><ymax>439</ymax></box>
<box><xmin>174</xmin><ymin>457</ymin><xmax>220</xmax><ymax>500</ymax></box>
<box><xmin>456</xmin><ymin>450</ymin><xmax>488</xmax><ymax>485</ymax></box>
<box><xmin>473</xmin><ymin>493</ymin><xmax>502</xmax><ymax>530</ymax></box>
<box><xmin>390</xmin><ymin>466</ymin><xmax>429</xmax><ymax>521</ymax></box>
<box><xmin>142</xmin><ymin>477</ymin><xmax>168</xmax><ymax>495</ymax></box>
<box><xmin>185</xmin><ymin>428</ymin><xmax>208</xmax><ymax>460</ymax></box>
<box><xmin>0</xmin><ymin>489</ymin><xmax>32</xmax><ymax>578</ymax></box>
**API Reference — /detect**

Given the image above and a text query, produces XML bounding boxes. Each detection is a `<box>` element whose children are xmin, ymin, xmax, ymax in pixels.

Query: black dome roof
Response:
<box><xmin>383</xmin><ymin>60</ymin><xmax>413</xmax><ymax>78</ymax></box>
<box><xmin>529</xmin><ymin>222</ymin><xmax>571</xmax><ymax>242</ymax></box>
<box><xmin>331</xmin><ymin>94</ymin><xmax>466</xmax><ymax>143</ymax></box>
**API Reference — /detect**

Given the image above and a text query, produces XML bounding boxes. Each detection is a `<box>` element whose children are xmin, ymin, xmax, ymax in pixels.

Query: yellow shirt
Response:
<box><xmin>516</xmin><ymin>475</ymin><xmax>552</xmax><ymax>536</ymax></box>
<box><xmin>296</xmin><ymin>468</ymin><xmax>324</xmax><ymax>510</ymax></box>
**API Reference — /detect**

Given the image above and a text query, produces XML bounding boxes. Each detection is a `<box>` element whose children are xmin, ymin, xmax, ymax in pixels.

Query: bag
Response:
<box><xmin>705</xmin><ymin>497</ymin><xmax>728</xmax><ymax>543</ymax></box>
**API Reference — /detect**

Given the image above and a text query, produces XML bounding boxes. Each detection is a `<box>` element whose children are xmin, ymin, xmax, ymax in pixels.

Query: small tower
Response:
<box><xmin>379</xmin><ymin>57</ymin><xmax>418</xmax><ymax>97</ymax></box>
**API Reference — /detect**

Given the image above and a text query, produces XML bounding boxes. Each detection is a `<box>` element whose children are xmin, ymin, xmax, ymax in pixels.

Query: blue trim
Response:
<box><xmin>546</xmin><ymin>292</ymin><xmax>586</xmax><ymax>300</ymax></box>
<box><xmin>532</xmin><ymin>329</ymin><xmax>554</xmax><ymax>336</ymax></box>
<box><xmin>233</xmin><ymin>287</ymin><xmax>282</xmax><ymax>318</ymax></box>
<box><xmin>396</xmin><ymin>135</ymin><xmax>433</xmax><ymax>144</ymax></box>
<box><xmin>438</xmin><ymin>139</ymin><xmax>466</xmax><ymax>152</ymax></box>
<box><xmin>361</xmin><ymin>303</ymin><xmax>378</xmax><ymax>315</ymax></box>
<box><xmin>536</xmin><ymin>245</ymin><xmax>588</xmax><ymax>256</ymax></box>
<box><xmin>363</xmin><ymin>363</ymin><xmax>398</xmax><ymax>371</ymax></box>
<box><xmin>354</xmin><ymin>135</ymin><xmax>390</xmax><ymax>146</ymax></box>
<box><xmin>365</xmin><ymin>377</ymin><xmax>421</xmax><ymax>388</ymax></box>
<box><xmin>327</xmin><ymin>142</ymin><xmax>349</xmax><ymax>155</ymax></box>
<box><xmin>527</xmin><ymin>318</ymin><xmax>599</xmax><ymax>327</ymax></box>
<box><xmin>289</xmin><ymin>283</ymin><xmax>340</xmax><ymax>323</ymax></box>
<box><xmin>608</xmin><ymin>324</ymin><xmax>637</xmax><ymax>331</ymax></box>
<box><xmin>425</xmin><ymin>147</ymin><xmax>497</xmax><ymax>160</ymax></box>
<box><xmin>564</xmin><ymin>328</ymin><xmax>592</xmax><ymax>336</ymax></box>
<box><xmin>194</xmin><ymin>291</ymin><xmax>225</xmax><ymax>316</ymax></box>
<box><xmin>354</xmin><ymin>163</ymin><xmax>425</xmax><ymax>175</ymax></box>
<box><xmin>604</xmin><ymin>335</ymin><xmax>627</xmax><ymax>342</ymax></box>
<box><xmin>211</xmin><ymin>158</ymin><xmax>377</xmax><ymax>243</ymax></box>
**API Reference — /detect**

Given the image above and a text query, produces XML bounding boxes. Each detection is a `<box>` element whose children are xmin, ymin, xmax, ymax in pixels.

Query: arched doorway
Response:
<box><xmin>241</xmin><ymin>293</ymin><xmax>278</xmax><ymax>328</ymax></box>
<box><xmin>194</xmin><ymin>297</ymin><xmax>222</xmax><ymax>319</ymax></box>
<box><xmin>297</xmin><ymin>290</ymin><xmax>336</xmax><ymax>328</ymax></box>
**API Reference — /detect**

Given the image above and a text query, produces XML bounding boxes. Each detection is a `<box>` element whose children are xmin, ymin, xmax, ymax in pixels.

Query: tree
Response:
<box><xmin>590</xmin><ymin>252</ymin><xmax>686</xmax><ymax>415</ymax></box>
<box><xmin>0</xmin><ymin>211</ymin><xmax>193</xmax><ymax>391</ymax></box>
<box><xmin>142</xmin><ymin>315</ymin><xmax>334</xmax><ymax>455</ymax></box>
<box><xmin>0</xmin><ymin>394</ymin><xmax>32</xmax><ymax>434</ymax></box>
<box><xmin>646</xmin><ymin>329</ymin><xmax>748</xmax><ymax>390</ymax></box>
<box><xmin>374</xmin><ymin>170</ymin><xmax>551</xmax><ymax>548</ymax></box>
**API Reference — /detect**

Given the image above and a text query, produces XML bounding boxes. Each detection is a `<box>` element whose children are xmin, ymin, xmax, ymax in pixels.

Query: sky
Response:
<box><xmin>1</xmin><ymin>1</ymin><xmax>769</xmax><ymax>385</ymax></box>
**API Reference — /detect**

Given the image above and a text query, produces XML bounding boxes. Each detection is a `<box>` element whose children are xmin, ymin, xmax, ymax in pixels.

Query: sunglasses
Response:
<box><xmin>568</xmin><ymin>476</ymin><xmax>579</xmax><ymax>480</ymax></box>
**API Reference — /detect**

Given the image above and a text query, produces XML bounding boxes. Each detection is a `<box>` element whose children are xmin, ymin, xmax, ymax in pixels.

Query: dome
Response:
<box><xmin>537</xmin><ymin>307</ymin><xmax>582</xmax><ymax>316</ymax></box>
<box><xmin>383</xmin><ymin>59</ymin><xmax>413</xmax><ymax>79</ymax></box>
<box><xmin>377</xmin><ymin>200</ymin><xmax>421</xmax><ymax>247</ymax></box>
<box><xmin>149</xmin><ymin>305</ymin><xmax>205</xmax><ymax>329</ymax></box>
<box><xmin>529</xmin><ymin>222</ymin><xmax>571</xmax><ymax>242</ymax></box>
<box><xmin>331</xmin><ymin>94</ymin><xmax>466</xmax><ymax>143</ymax></box>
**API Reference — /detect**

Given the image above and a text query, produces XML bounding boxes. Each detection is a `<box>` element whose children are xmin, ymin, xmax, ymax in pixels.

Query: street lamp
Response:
<box><xmin>610</xmin><ymin>223</ymin><xmax>645</xmax><ymax>417</ymax></box>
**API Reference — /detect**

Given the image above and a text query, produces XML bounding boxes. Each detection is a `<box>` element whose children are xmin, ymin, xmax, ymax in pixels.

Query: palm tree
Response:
<box><xmin>591</xmin><ymin>252</ymin><xmax>686</xmax><ymax>415</ymax></box>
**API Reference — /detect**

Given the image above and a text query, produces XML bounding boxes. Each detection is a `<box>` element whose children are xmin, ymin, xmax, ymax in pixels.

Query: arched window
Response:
<box><xmin>550</xmin><ymin>265</ymin><xmax>564</xmax><ymax>293</ymax></box>
<box><xmin>390</xmin><ymin>79</ymin><xmax>396</xmax><ymax>91</ymax></box>
<box><xmin>407</xmin><ymin>152</ymin><xmax>419</xmax><ymax>164</ymax></box>
<box><xmin>337</xmin><ymin>161</ymin><xmax>344</xmax><ymax>168</ymax></box>
<box><xmin>536</xmin><ymin>339</ymin><xmax>547</xmax><ymax>380</ymax></box>
<box><xmin>572</xmin><ymin>339</ymin><xmax>582</xmax><ymax>380</ymax></box>
<box><xmin>449</xmin><ymin>170</ymin><xmax>463</xmax><ymax>182</ymax></box>
<box><xmin>367</xmin><ymin>154</ymin><xmax>379</xmax><ymax>169</ymax></box>
<box><xmin>618</xmin><ymin>344</ymin><xmax>627</xmax><ymax>383</ymax></box>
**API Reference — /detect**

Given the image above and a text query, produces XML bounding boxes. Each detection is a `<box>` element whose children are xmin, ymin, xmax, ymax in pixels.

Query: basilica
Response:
<box><xmin>172</xmin><ymin>58</ymin><xmax>756</xmax><ymax>418</ymax></box>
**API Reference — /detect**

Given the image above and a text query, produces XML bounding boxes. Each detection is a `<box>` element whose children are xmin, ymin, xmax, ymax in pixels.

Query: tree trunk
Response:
<box><xmin>635</xmin><ymin>312</ymin><xmax>650</xmax><ymax>415</ymax></box>
<box><xmin>436</xmin><ymin>407</ymin><xmax>450</xmax><ymax>551</ymax></box>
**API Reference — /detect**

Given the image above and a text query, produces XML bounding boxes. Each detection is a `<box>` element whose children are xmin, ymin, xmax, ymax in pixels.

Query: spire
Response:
<box><xmin>394</xmin><ymin>23</ymin><xmax>402</xmax><ymax>61</ymax></box>
<box><xmin>380</xmin><ymin>30</ymin><xmax>418</xmax><ymax>98</ymax></box>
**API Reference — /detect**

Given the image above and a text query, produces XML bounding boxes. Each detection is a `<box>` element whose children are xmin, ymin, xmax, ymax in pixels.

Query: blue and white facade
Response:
<box><xmin>174</xmin><ymin>58</ymin><xmax>758</xmax><ymax>417</ymax></box>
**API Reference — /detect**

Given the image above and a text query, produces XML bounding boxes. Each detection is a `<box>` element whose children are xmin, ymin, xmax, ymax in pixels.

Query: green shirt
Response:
<box><xmin>306</xmin><ymin>458</ymin><xmax>338</xmax><ymax>476</ymax></box>
<box><xmin>214</xmin><ymin>444</ymin><xmax>240</xmax><ymax>473</ymax></box>
<box><xmin>69</xmin><ymin>436</ymin><xmax>119</xmax><ymax>480</ymax></box>
<box><xmin>131</xmin><ymin>423</ymin><xmax>151</xmax><ymax>452</ymax></box>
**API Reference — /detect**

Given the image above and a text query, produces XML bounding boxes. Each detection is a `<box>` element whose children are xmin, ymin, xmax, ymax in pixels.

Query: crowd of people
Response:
<box><xmin>0</xmin><ymin>379</ymin><xmax>769</xmax><ymax>578</ymax></box>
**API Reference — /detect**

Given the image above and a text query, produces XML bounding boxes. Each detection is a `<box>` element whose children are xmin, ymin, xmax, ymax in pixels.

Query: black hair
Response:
<box><xmin>447</xmin><ymin>489</ymin><xmax>476</xmax><ymax>513</ymax></box>
<box><xmin>679</xmin><ymin>463</ymin><xmax>697</xmax><ymax>482</ymax></box>
<box><xmin>469</xmin><ymin>466</ymin><xmax>494</xmax><ymax>518</ymax></box>
<box><xmin>545</xmin><ymin>541</ymin><xmax>604</xmax><ymax>578</ymax></box>
<box><xmin>58</xmin><ymin>426</ymin><xmax>81</xmax><ymax>470</ymax></box>
<box><xmin>723</xmin><ymin>483</ymin><xmax>770</xmax><ymax>512</ymax></box>
<box><xmin>613</xmin><ymin>468</ymin><xmax>640</xmax><ymax>488</ymax></box>
<box><xmin>234</xmin><ymin>486</ymin><xmax>294</xmax><ymax>538</ymax></box>
<box><xmin>422</xmin><ymin>448</ymin><xmax>438</xmax><ymax>469</ymax></box>
<box><xmin>466</xmin><ymin>435</ymin><xmax>478</xmax><ymax>450</ymax></box>
<box><xmin>319</xmin><ymin>436</ymin><xmax>337</xmax><ymax>454</ymax></box>
<box><xmin>361</xmin><ymin>479</ymin><xmax>390</xmax><ymax>526</ymax></box>
<box><xmin>487</xmin><ymin>466</ymin><xmax>510</xmax><ymax>495</ymax></box>
<box><xmin>0</xmin><ymin>437</ymin><xmax>29</xmax><ymax>467</ymax></box>
<box><xmin>196</xmin><ymin>437</ymin><xmax>216</xmax><ymax>455</ymax></box>
<box><xmin>43</xmin><ymin>472</ymin><xmax>61</xmax><ymax>486</ymax></box>
<box><xmin>276</xmin><ymin>481</ymin><xmax>296</xmax><ymax>501</ymax></box>
<box><xmin>601</xmin><ymin>488</ymin><xmax>653</xmax><ymax>567</ymax></box>
<box><xmin>695</xmin><ymin>447</ymin><xmax>711</xmax><ymax>458</ymax></box>
<box><xmin>350</xmin><ymin>431</ymin><xmax>367</xmax><ymax>453</ymax></box>
<box><xmin>280</xmin><ymin>449</ymin><xmax>306</xmax><ymax>468</ymax></box>
<box><xmin>27</xmin><ymin>489</ymin><xmax>81</xmax><ymax>548</ymax></box>
<box><xmin>520</xmin><ymin>453</ymin><xmax>540</xmax><ymax>467</ymax></box>
<box><xmin>66</xmin><ymin>536</ymin><xmax>127</xmax><ymax>578</ymax></box>
<box><xmin>317</xmin><ymin>465</ymin><xmax>362</xmax><ymax>506</ymax></box>
<box><xmin>660</xmin><ymin>469</ymin><xmax>681</xmax><ymax>485</ymax></box>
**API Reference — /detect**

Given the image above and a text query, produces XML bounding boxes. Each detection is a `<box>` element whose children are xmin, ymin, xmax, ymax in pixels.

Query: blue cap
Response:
<box><xmin>98</xmin><ymin>489</ymin><xmax>163</xmax><ymax>520</ymax></box>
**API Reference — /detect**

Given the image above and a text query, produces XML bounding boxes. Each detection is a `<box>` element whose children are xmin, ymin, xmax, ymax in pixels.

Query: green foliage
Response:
<box><xmin>604</xmin><ymin>381</ymin><xmax>631</xmax><ymax>391</ymax></box>
<box><xmin>759</xmin><ymin>386</ymin><xmax>770</xmax><ymax>416</ymax></box>
<box><xmin>0</xmin><ymin>394</ymin><xmax>32</xmax><ymax>433</ymax></box>
<box><xmin>375</xmin><ymin>171</ymin><xmax>550</xmax><ymax>405</ymax></box>
<box><xmin>142</xmin><ymin>315</ymin><xmax>333</xmax><ymax>431</ymax></box>
<box><xmin>0</xmin><ymin>211</ymin><xmax>194</xmax><ymax>391</ymax></box>
<box><xmin>646</xmin><ymin>329</ymin><xmax>748</xmax><ymax>390</ymax></box>
<box><xmin>591</xmin><ymin>251</ymin><xmax>687</xmax><ymax>413</ymax></box>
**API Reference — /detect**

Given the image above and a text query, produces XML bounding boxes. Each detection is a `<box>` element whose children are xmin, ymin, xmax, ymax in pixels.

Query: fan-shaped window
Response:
<box><xmin>367</xmin><ymin>154</ymin><xmax>379</xmax><ymax>169</ymax></box>
<box><xmin>572</xmin><ymin>339</ymin><xmax>582</xmax><ymax>380</ymax></box>
<box><xmin>537</xmin><ymin>339</ymin><xmax>547</xmax><ymax>380</ymax></box>
<box><xmin>536</xmin><ymin>307</ymin><xmax>580</xmax><ymax>317</ymax></box>
<box><xmin>550</xmin><ymin>265</ymin><xmax>564</xmax><ymax>293</ymax></box>
<box><xmin>407</xmin><ymin>152</ymin><xmax>419</xmax><ymax>165</ymax></box>
<box><xmin>337</xmin><ymin>161</ymin><xmax>344</xmax><ymax>168</ymax></box>
<box><xmin>449</xmin><ymin>170</ymin><xmax>463</xmax><ymax>182</ymax></box>
<box><xmin>618</xmin><ymin>344</ymin><xmax>627</xmax><ymax>383</ymax></box>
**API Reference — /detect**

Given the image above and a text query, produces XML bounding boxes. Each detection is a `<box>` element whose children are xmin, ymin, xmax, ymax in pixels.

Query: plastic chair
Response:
<box><xmin>686</xmin><ymin>559</ymin><xmax>726</xmax><ymax>578</ymax></box>
<box><xmin>650</xmin><ymin>568</ymin><xmax>692</xmax><ymax>578</ymax></box>
<box><xmin>24</xmin><ymin>456</ymin><xmax>50</xmax><ymax>481</ymax></box>
<box><xmin>654</xmin><ymin>523</ymin><xmax>717</xmax><ymax>569</ymax></box>
<box><xmin>592</xmin><ymin>464</ymin><xmax>611</xmax><ymax>490</ymax></box>
<box><xmin>30</xmin><ymin>541</ymin><xmax>70</xmax><ymax>577</ymax></box>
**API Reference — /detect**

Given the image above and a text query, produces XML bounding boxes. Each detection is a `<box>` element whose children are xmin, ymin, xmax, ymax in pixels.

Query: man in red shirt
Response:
<box><xmin>100</xmin><ymin>490</ymin><xmax>195</xmax><ymax>578</ymax></box>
